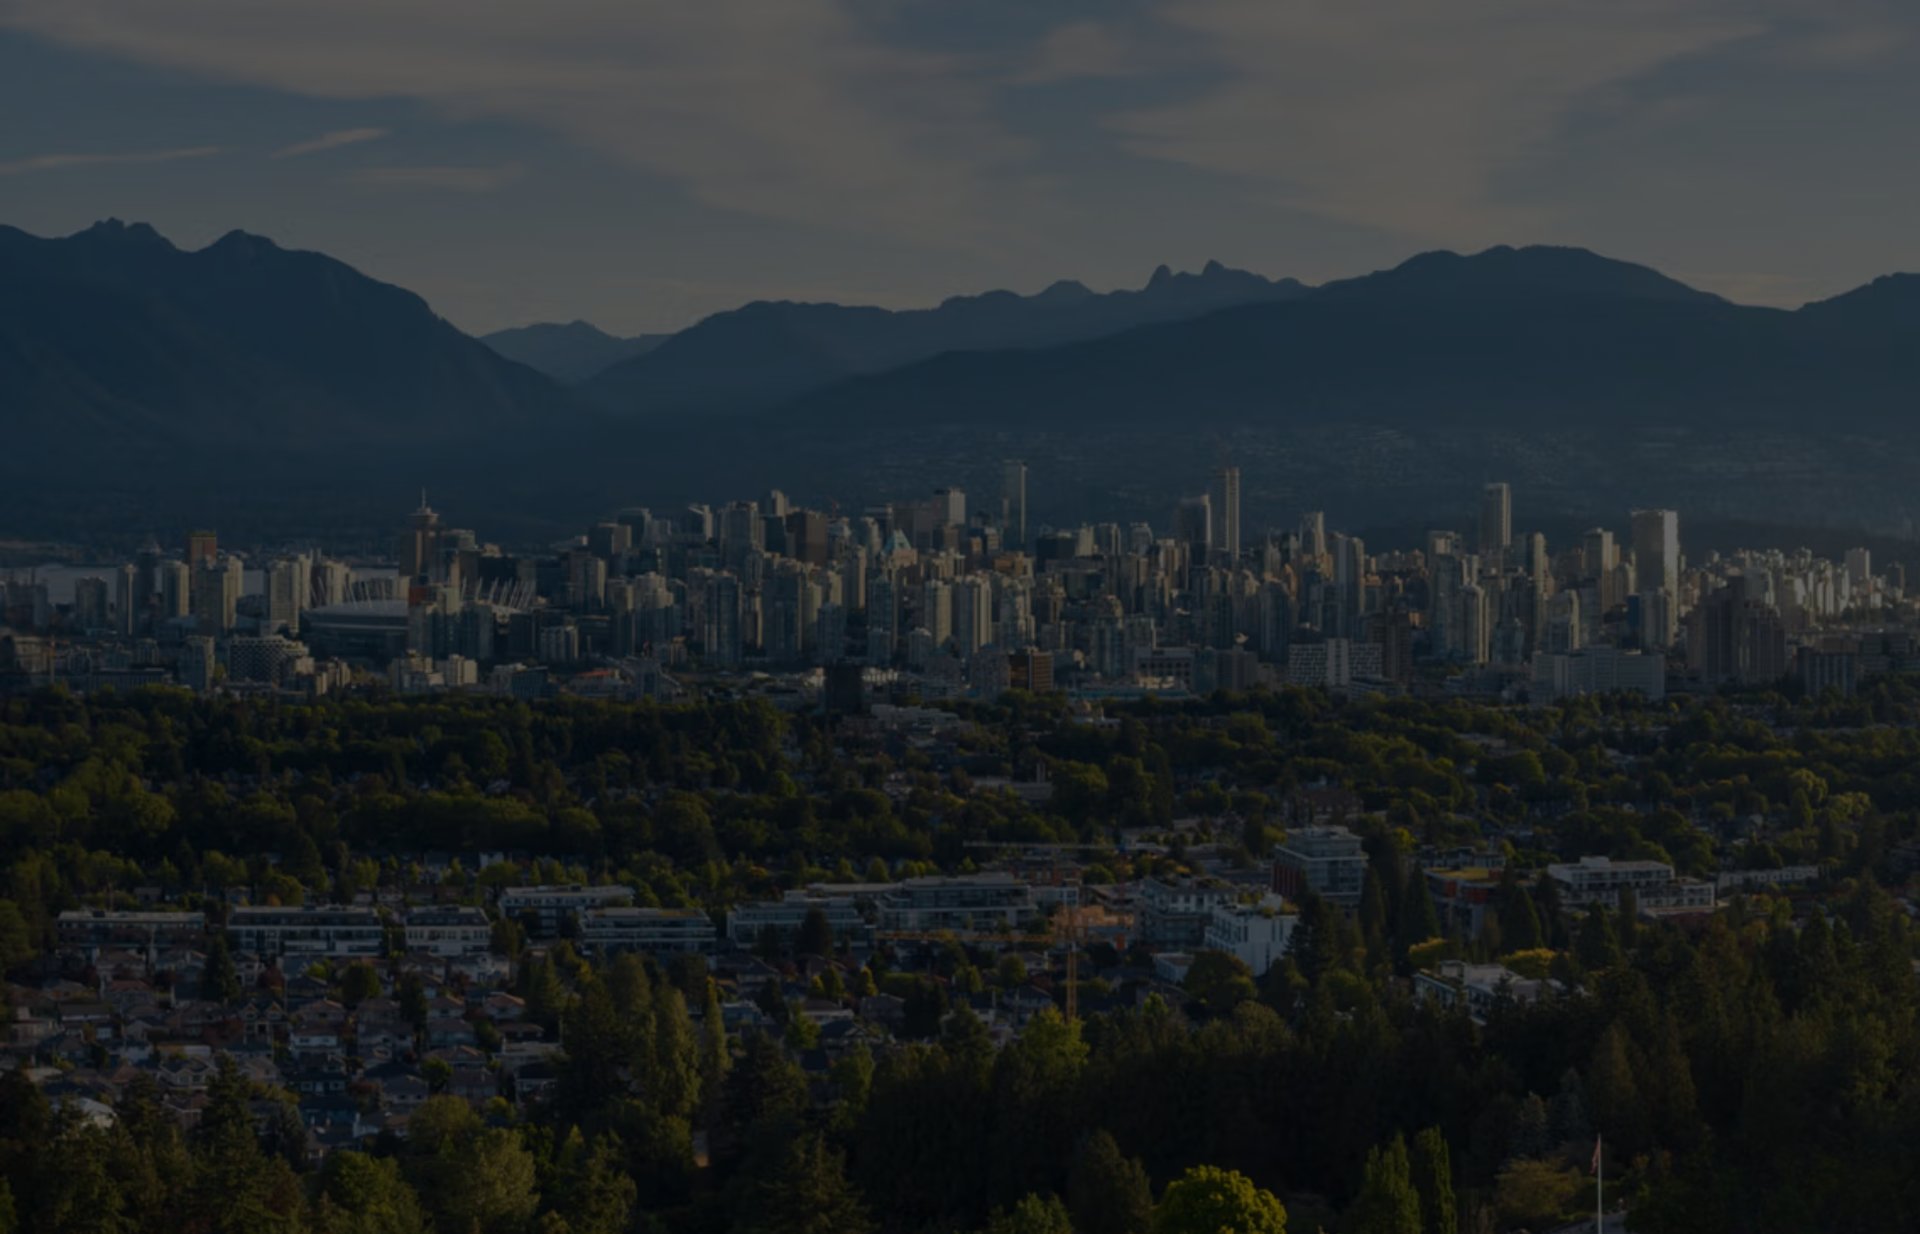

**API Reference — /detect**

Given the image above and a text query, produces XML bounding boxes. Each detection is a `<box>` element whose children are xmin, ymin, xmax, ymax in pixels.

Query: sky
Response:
<box><xmin>1</xmin><ymin>2</ymin><xmax>1917</xmax><ymax>335</ymax></box>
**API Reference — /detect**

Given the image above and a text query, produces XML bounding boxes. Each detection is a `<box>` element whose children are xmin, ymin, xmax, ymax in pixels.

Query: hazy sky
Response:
<box><xmin>2</xmin><ymin>2</ymin><xmax>1917</xmax><ymax>334</ymax></box>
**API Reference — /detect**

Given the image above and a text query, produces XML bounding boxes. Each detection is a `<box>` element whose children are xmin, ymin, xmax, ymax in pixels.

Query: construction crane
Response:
<box><xmin>961</xmin><ymin>840</ymin><xmax>1120</xmax><ymax>1022</ymax></box>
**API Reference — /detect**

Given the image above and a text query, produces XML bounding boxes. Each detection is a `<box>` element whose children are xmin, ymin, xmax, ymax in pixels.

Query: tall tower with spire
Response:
<box><xmin>399</xmin><ymin>491</ymin><xmax>441</xmax><ymax>584</ymax></box>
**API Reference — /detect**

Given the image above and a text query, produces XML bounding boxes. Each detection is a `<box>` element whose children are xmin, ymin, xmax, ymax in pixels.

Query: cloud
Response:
<box><xmin>347</xmin><ymin>163</ymin><xmax>525</xmax><ymax>192</ymax></box>
<box><xmin>0</xmin><ymin>144</ymin><xmax>221</xmax><ymax>176</ymax></box>
<box><xmin>271</xmin><ymin>126</ymin><xmax>389</xmax><ymax>159</ymax></box>
<box><xmin>1108</xmin><ymin>0</ymin><xmax>1774</xmax><ymax>243</ymax></box>
<box><xmin>0</xmin><ymin>2</ymin><xmax>1041</xmax><ymax>246</ymax></box>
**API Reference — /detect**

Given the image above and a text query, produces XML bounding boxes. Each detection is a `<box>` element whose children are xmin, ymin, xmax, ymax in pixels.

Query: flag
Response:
<box><xmin>1591</xmin><ymin>1135</ymin><xmax>1603</xmax><ymax>1175</ymax></box>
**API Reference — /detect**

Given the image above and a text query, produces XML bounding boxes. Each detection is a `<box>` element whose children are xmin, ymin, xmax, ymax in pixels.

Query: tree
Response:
<box><xmin>1493</xmin><ymin>1160</ymin><xmax>1580</xmax><ymax>1230</ymax></box>
<box><xmin>1395</xmin><ymin>868</ymin><xmax>1441</xmax><ymax>961</ymax></box>
<box><xmin>339</xmin><ymin>962</ymin><xmax>381</xmax><ymax>1008</ymax></box>
<box><xmin>450</xmin><ymin>1128</ymin><xmax>540</xmax><ymax>1234</ymax></box>
<box><xmin>1347</xmin><ymin>1135</ymin><xmax>1421</xmax><ymax>1234</ymax></box>
<box><xmin>1497</xmin><ymin>883</ymin><xmax>1543</xmax><ymax>954</ymax></box>
<box><xmin>985</xmin><ymin>1193</ymin><xmax>1075</xmax><ymax>1234</ymax></box>
<box><xmin>738</xmin><ymin>1131</ymin><xmax>872</xmax><ymax>1234</ymax></box>
<box><xmin>553</xmin><ymin>1129</ymin><xmax>636</xmax><ymax>1234</ymax></box>
<box><xmin>0</xmin><ymin>901</ymin><xmax>32</xmax><ymax>974</ymax></box>
<box><xmin>698</xmin><ymin>976</ymin><xmax>731</xmax><ymax>1123</ymax></box>
<box><xmin>186</xmin><ymin>1057</ymin><xmax>306</xmax><ymax>1234</ymax></box>
<box><xmin>1410</xmin><ymin>1128</ymin><xmax>1456</xmax><ymax>1234</ymax></box>
<box><xmin>797</xmin><ymin>907</ymin><xmax>835</xmax><ymax>958</ymax></box>
<box><xmin>1152</xmin><ymin>1166</ymin><xmax>1287</xmax><ymax>1234</ymax></box>
<box><xmin>313</xmin><ymin>1151</ymin><xmax>426</xmax><ymax>1234</ymax></box>
<box><xmin>1575</xmin><ymin>907</ymin><xmax>1623</xmax><ymax>972</ymax></box>
<box><xmin>1182</xmin><ymin>951</ymin><xmax>1257</xmax><ymax>1018</ymax></box>
<box><xmin>202</xmin><ymin>931</ymin><xmax>242</xmax><ymax>1002</ymax></box>
<box><xmin>1067</xmin><ymin>1129</ymin><xmax>1153</xmax><ymax>1234</ymax></box>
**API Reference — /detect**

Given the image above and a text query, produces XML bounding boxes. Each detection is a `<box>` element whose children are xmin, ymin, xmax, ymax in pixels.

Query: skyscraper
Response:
<box><xmin>399</xmin><ymin>493</ymin><xmax>441</xmax><ymax>584</ymax></box>
<box><xmin>1479</xmin><ymin>483</ymin><xmax>1512</xmax><ymax>558</ymax></box>
<box><xmin>1174</xmin><ymin>495</ymin><xmax>1211</xmax><ymax>561</ymax></box>
<box><xmin>1000</xmin><ymin>460</ymin><xmax>1028</xmax><ymax>551</ymax></box>
<box><xmin>1630</xmin><ymin>508</ymin><xmax>1681</xmax><ymax>598</ymax></box>
<box><xmin>1212</xmin><ymin>466</ymin><xmax>1241</xmax><ymax>560</ymax></box>
<box><xmin>1299</xmin><ymin>511</ymin><xmax>1327</xmax><ymax>561</ymax></box>
<box><xmin>186</xmin><ymin>530</ymin><xmax>218</xmax><ymax>570</ymax></box>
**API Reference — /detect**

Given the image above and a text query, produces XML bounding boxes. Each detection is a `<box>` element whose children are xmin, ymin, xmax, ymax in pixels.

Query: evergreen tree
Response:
<box><xmin>185</xmin><ymin>1058</ymin><xmax>305</xmax><ymax>1234</ymax></box>
<box><xmin>1410</xmin><ymin>1127</ymin><xmax>1457</xmax><ymax>1234</ymax></box>
<box><xmin>553</xmin><ymin>1130</ymin><xmax>635</xmax><ymax>1234</ymax></box>
<box><xmin>1575</xmin><ymin>907</ymin><xmax>1623</xmax><ymax>971</ymax></box>
<box><xmin>1497</xmin><ymin>884</ymin><xmax>1543</xmax><ymax>954</ymax></box>
<box><xmin>1066</xmin><ymin>1129</ymin><xmax>1153</xmax><ymax>1234</ymax></box>
<box><xmin>1358</xmin><ymin>869</ymin><xmax>1390</xmax><ymax>967</ymax></box>
<box><xmin>1395</xmin><ymin>868</ymin><xmax>1441</xmax><ymax>962</ymax></box>
<box><xmin>698</xmin><ymin>975</ymin><xmax>731</xmax><ymax>1123</ymax></box>
<box><xmin>202</xmin><ymin>931</ymin><xmax>242</xmax><ymax>1002</ymax></box>
<box><xmin>313</xmin><ymin>1151</ymin><xmax>426</xmax><ymax>1234</ymax></box>
<box><xmin>650</xmin><ymin>983</ymin><xmax>702</xmax><ymax>1120</ymax></box>
<box><xmin>738</xmin><ymin>1131</ymin><xmax>872</xmax><ymax>1234</ymax></box>
<box><xmin>984</xmin><ymin>1193</ymin><xmax>1075</xmax><ymax>1234</ymax></box>
<box><xmin>1347</xmin><ymin>1134</ymin><xmax>1421</xmax><ymax>1234</ymax></box>
<box><xmin>797</xmin><ymin>906</ymin><xmax>835</xmax><ymax>958</ymax></box>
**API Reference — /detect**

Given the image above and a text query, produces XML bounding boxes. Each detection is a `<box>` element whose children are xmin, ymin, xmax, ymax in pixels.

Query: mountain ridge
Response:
<box><xmin>581</xmin><ymin>259</ymin><xmax>1312</xmax><ymax>413</ymax></box>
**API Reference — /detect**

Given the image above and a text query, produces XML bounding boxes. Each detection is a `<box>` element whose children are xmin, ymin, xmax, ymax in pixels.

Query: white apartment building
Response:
<box><xmin>497</xmin><ymin>885</ymin><xmax>638</xmax><ymax>935</ymax></box>
<box><xmin>1272</xmin><ymin>825</ymin><xmax>1369</xmax><ymax>906</ymax></box>
<box><xmin>579</xmin><ymin>907</ymin><xmax>718</xmax><ymax>957</ymax></box>
<box><xmin>1202</xmin><ymin>895</ymin><xmax>1296</xmax><ymax>977</ymax></box>
<box><xmin>1546</xmin><ymin>856</ymin><xmax>1714</xmax><ymax>911</ymax></box>
<box><xmin>876</xmin><ymin>874</ymin><xmax>1039</xmax><ymax>934</ymax></box>
<box><xmin>227</xmin><ymin>907</ymin><xmax>385</xmax><ymax>960</ymax></box>
<box><xmin>725</xmin><ymin>889</ymin><xmax>870</xmax><ymax>949</ymax></box>
<box><xmin>403</xmin><ymin>905</ymin><xmax>493</xmax><ymax>957</ymax></box>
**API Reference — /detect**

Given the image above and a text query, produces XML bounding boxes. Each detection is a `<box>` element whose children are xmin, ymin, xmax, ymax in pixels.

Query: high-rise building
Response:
<box><xmin>1479</xmin><ymin>483</ymin><xmax>1512</xmax><ymax>558</ymax></box>
<box><xmin>1212</xmin><ymin>466</ymin><xmax>1241</xmax><ymax>560</ymax></box>
<box><xmin>867</xmin><ymin>573</ymin><xmax>899</xmax><ymax>665</ymax></box>
<box><xmin>191</xmin><ymin>558</ymin><xmax>242</xmax><ymax>635</ymax></box>
<box><xmin>1686</xmin><ymin>575</ymin><xmax>1787</xmax><ymax>685</ymax></box>
<box><xmin>1000</xmin><ymin>460</ymin><xmax>1028</xmax><ymax>551</ymax></box>
<box><xmin>1581</xmin><ymin>528</ymin><xmax>1617</xmax><ymax>580</ymax></box>
<box><xmin>179</xmin><ymin>636</ymin><xmax>217</xmax><ymax>692</ymax></box>
<box><xmin>157</xmin><ymin>561</ymin><xmax>192</xmax><ymax>622</ymax></box>
<box><xmin>1299</xmin><ymin>511</ymin><xmax>1327</xmax><ymax>561</ymax></box>
<box><xmin>186</xmin><ymin>531</ymin><xmax>218</xmax><ymax>570</ymax></box>
<box><xmin>1630</xmin><ymin>508</ymin><xmax>1680</xmax><ymax>598</ymax></box>
<box><xmin>952</xmin><ymin>576</ymin><xmax>994</xmax><ymax>656</ymax></box>
<box><xmin>399</xmin><ymin>493</ymin><xmax>441</xmax><ymax>583</ymax></box>
<box><xmin>702</xmin><ymin>574</ymin><xmax>742</xmax><ymax>667</ymax></box>
<box><xmin>73</xmin><ymin>577</ymin><xmax>110</xmax><ymax>631</ymax></box>
<box><xmin>1174</xmin><ymin>496</ymin><xmax>1211</xmax><ymax>562</ymax></box>
<box><xmin>266</xmin><ymin>555</ymin><xmax>309</xmax><ymax>635</ymax></box>
<box><xmin>921</xmin><ymin>579</ymin><xmax>953</xmax><ymax>649</ymax></box>
<box><xmin>113</xmin><ymin>563</ymin><xmax>139</xmax><ymax>637</ymax></box>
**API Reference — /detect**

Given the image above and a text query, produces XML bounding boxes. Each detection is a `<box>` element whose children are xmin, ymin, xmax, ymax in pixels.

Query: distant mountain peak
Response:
<box><xmin>1035</xmin><ymin>278</ymin><xmax>1093</xmax><ymax>302</ymax></box>
<box><xmin>1317</xmin><ymin>243</ymin><xmax>1719</xmax><ymax>304</ymax></box>
<box><xmin>1147</xmin><ymin>263</ymin><xmax>1175</xmax><ymax>288</ymax></box>
<box><xmin>207</xmin><ymin>229</ymin><xmax>280</xmax><ymax>259</ymax></box>
<box><xmin>78</xmin><ymin>218</ymin><xmax>173</xmax><ymax>249</ymax></box>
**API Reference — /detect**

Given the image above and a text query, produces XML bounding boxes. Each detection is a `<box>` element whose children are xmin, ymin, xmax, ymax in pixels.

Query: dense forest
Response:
<box><xmin>2</xmin><ymin>681</ymin><xmax>1919</xmax><ymax>1233</ymax></box>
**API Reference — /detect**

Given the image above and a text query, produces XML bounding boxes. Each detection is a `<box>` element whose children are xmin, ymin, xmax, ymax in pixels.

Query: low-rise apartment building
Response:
<box><xmin>227</xmin><ymin>907</ymin><xmax>385</xmax><ymax>960</ymax></box>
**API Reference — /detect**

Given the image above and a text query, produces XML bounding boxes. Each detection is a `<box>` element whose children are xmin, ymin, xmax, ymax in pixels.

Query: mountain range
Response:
<box><xmin>3</xmin><ymin>220</ymin><xmax>1919</xmax><ymax>541</ymax></box>
<box><xmin>579</xmin><ymin>261</ymin><xmax>1309</xmax><ymax>412</ymax></box>
<box><xmin>481</xmin><ymin>320</ymin><xmax>666</xmax><ymax>384</ymax></box>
